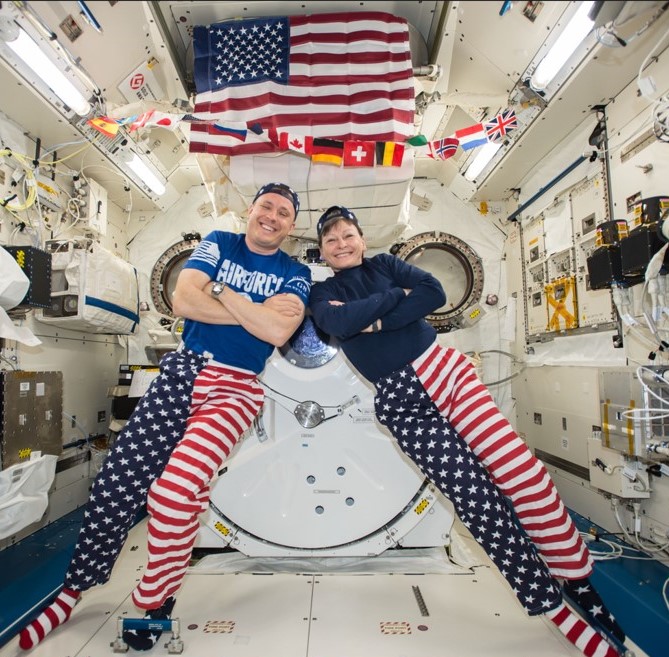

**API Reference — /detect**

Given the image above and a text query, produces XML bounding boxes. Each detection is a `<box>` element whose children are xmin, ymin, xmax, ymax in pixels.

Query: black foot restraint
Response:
<box><xmin>122</xmin><ymin>597</ymin><xmax>176</xmax><ymax>651</ymax></box>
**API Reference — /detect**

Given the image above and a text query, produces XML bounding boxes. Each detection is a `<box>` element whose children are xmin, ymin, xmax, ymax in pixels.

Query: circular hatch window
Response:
<box><xmin>393</xmin><ymin>232</ymin><xmax>484</xmax><ymax>332</ymax></box>
<box><xmin>150</xmin><ymin>233</ymin><xmax>202</xmax><ymax>316</ymax></box>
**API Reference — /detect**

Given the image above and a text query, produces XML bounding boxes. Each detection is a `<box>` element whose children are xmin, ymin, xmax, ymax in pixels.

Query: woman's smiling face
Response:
<box><xmin>319</xmin><ymin>218</ymin><xmax>366</xmax><ymax>271</ymax></box>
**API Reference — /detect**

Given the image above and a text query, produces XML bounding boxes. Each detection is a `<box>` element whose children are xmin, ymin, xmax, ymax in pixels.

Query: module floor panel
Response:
<box><xmin>0</xmin><ymin>520</ymin><xmax>650</xmax><ymax>657</ymax></box>
<box><xmin>308</xmin><ymin>570</ymin><xmax>578</xmax><ymax>657</ymax></box>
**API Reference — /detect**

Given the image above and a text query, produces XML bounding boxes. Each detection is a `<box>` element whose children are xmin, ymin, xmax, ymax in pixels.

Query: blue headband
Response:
<box><xmin>316</xmin><ymin>205</ymin><xmax>359</xmax><ymax>237</ymax></box>
<box><xmin>253</xmin><ymin>182</ymin><xmax>300</xmax><ymax>216</ymax></box>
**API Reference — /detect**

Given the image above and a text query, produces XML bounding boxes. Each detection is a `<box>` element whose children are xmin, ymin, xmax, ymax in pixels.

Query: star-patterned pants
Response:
<box><xmin>374</xmin><ymin>343</ymin><xmax>592</xmax><ymax>615</ymax></box>
<box><xmin>64</xmin><ymin>348</ymin><xmax>262</xmax><ymax>595</ymax></box>
<box><xmin>131</xmin><ymin>353</ymin><xmax>263</xmax><ymax>609</ymax></box>
<box><xmin>411</xmin><ymin>342</ymin><xmax>593</xmax><ymax>579</ymax></box>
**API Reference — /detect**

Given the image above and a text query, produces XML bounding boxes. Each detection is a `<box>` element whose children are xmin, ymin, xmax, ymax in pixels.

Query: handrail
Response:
<box><xmin>507</xmin><ymin>153</ymin><xmax>592</xmax><ymax>222</ymax></box>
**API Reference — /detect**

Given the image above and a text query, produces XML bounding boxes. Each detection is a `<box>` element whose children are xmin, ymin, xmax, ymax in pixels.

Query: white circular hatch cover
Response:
<box><xmin>206</xmin><ymin>317</ymin><xmax>432</xmax><ymax>552</ymax></box>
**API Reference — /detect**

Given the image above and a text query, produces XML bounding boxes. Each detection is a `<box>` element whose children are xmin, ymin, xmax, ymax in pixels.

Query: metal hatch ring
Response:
<box><xmin>149</xmin><ymin>233</ymin><xmax>202</xmax><ymax>316</ymax></box>
<box><xmin>392</xmin><ymin>231</ymin><xmax>484</xmax><ymax>333</ymax></box>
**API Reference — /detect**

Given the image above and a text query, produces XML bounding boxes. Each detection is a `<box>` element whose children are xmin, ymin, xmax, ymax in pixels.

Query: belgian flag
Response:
<box><xmin>375</xmin><ymin>142</ymin><xmax>405</xmax><ymax>167</ymax></box>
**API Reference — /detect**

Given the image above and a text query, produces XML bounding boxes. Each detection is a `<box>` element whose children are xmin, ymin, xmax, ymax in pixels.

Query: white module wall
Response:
<box><xmin>520</xmin><ymin>166</ymin><xmax>616</xmax><ymax>343</ymax></box>
<box><xmin>522</xmin><ymin>214</ymin><xmax>549</xmax><ymax>336</ymax></box>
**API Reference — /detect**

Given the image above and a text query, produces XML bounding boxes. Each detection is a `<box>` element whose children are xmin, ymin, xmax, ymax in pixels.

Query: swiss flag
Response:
<box><xmin>343</xmin><ymin>141</ymin><xmax>375</xmax><ymax>167</ymax></box>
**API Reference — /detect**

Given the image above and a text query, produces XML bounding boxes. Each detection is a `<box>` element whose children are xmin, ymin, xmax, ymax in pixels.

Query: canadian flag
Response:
<box><xmin>268</xmin><ymin>129</ymin><xmax>313</xmax><ymax>155</ymax></box>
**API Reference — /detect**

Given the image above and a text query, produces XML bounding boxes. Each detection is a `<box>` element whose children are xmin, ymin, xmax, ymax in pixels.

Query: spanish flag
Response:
<box><xmin>311</xmin><ymin>138</ymin><xmax>344</xmax><ymax>166</ymax></box>
<box><xmin>87</xmin><ymin>116</ymin><xmax>121</xmax><ymax>138</ymax></box>
<box><xmin>375</xmin><ymin>142</ymin><xmax>405</xmax><ymax>167</ymax></box>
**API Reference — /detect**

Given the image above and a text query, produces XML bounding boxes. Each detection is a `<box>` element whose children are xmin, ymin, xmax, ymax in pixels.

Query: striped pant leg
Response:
<box><xmin>131</xmin><ymin>364</ymin><xmax>264</xmax><ymax>609</ymax></box>
<box><xmin>374</xmin><ymin>375</ymin><xmax>562</xmax><ymax>615</ymax></box>
<box><xmin>64</xmin><ymin>350</ymin><xmax>206</xmax><ymax>591</ymax></box>
<box><xmin>411</xmin><ymin>343</ymin><xmax>592</xmax><ymax>579</ymax></box>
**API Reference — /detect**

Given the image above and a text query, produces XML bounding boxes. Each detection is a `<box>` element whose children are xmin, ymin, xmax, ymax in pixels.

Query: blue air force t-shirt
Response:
<box><xmin>181</xmin><ymin>231</ymin><xmax>311</xmax><ymax>373</ymax></box>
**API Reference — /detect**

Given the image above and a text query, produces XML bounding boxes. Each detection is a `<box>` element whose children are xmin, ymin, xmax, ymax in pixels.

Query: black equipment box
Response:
<box><xmin>621</xmin><ymin>225</ymin><xmax>669</xmax><ymax>278</ymax></box>
<box><xmin>632</xmin><ymin>195</ymin><xmax>669</xmax><ymax>228</ymax></box>
<box><xmin>3</xmin><ymin>246</ymin><xmax>52</xmax><ymax>308</ymax></box>
<box><xmin>587</xmin><ymin>246</ymin><xmax>624</xmax><ymax>290</ymax></box>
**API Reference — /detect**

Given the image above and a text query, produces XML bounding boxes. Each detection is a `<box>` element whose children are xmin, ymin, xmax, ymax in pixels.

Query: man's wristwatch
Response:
<box><xmin>211</xmin><ymin>281</ymin><xmax>226</xmax><ymax>297</ymax></box>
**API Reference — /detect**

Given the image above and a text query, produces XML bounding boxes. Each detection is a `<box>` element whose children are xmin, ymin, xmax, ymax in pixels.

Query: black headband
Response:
<box><xmin>253</xmin><ymin>182</ymin><xmax>300</xmax><ymax>216</ymax></box>
<box><xmin>316</xmin><ymin>205</ymin><xmax>359</xmax><ymax>237</ymax></box>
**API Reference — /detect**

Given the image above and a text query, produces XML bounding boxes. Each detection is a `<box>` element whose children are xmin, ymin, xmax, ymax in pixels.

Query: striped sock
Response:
<box><xmin>19</xmin><ymin>588</ymin><xmax>81</xmax><ymax>650</ymax></box>
<box><xmin>546</xmin><ymin>602</ymin><xmax>620</xmax><ymax>657</ymax></box>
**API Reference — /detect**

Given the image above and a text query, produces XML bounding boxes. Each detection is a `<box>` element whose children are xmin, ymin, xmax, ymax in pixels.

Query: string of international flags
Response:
<box><xmin>87</xmin><ymin>108</ymin><xmax>518</xmax><ymax>168</ymax></box>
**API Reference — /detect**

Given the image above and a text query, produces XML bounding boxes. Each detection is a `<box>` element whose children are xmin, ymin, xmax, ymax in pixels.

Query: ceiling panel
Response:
<box><xmin>1</xmin><ymin>0</ymin><xmax>668</xmax><ymax>222</ymax></box>
<box><xmin>473</xmin><ymin>3</ymin><xmax>669</xmax><ymax>202</ymax></box>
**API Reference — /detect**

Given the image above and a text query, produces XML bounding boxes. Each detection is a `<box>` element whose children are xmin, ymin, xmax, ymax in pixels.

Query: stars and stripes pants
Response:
<box><xmin>374</xmin><ymin>342</ymin><xmax>593</xmax><ymax>614</ymax></box>
<box><xmin>412</xmin><ymin>342</ymin><xmax>593</xmax><ymax>578</ymax></box>
<box><xmin>130</xmin><ymin>353</ymin><xmax>264</xmax><ymax>609</ymax></box>
<box><xmin>64</xmin><ymin>349</ymin><xmax>263</xmax><ymax>599</ymax></box>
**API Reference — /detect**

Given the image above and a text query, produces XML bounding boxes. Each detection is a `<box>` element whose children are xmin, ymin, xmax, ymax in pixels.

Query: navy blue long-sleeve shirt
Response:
<box><xmin>309</xmin><ymin>254</ymin><xmax>446</xmax><ymax>383</ymax></box>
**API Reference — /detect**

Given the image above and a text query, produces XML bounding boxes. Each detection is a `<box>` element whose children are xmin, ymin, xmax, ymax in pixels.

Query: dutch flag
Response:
<box><xmin>454</xmin><ymin>123</ymin><xmax>488</xmax><ymax>151</ymax></box>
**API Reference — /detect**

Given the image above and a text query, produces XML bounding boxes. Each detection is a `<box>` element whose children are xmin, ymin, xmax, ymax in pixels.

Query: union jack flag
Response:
<box><xmin>484</xmin><ymin>109</ymin><xmax>518</xmax><ymax>143</ymax></box>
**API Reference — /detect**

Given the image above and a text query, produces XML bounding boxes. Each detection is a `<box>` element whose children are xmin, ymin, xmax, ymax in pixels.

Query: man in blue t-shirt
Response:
<box><xmin>20</xmin><ymin>183</ymin><xmax>312</xmax><ymax>652</ymax></box>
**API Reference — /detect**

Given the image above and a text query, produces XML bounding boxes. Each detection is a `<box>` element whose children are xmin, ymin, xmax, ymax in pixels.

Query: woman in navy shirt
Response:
<box><xmin>310</xmin><ymin>206</ymin><xmax>624</xmax><ymax>657</ymax></box>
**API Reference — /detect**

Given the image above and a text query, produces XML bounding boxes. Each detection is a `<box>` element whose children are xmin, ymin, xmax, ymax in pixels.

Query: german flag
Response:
<box><xmin>375</xmin><ymin>142</ymin><xmax>405</xmax><ymax>167</ymax></box>
<box><xmin>311</xmin><ymin>138</ymin><xmax>344</xmax><ymax>166</ymax></box>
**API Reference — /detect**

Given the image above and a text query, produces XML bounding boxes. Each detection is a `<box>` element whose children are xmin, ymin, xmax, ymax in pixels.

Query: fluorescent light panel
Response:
<box><xmin>6</xmin><ymin>26</ymin><xmax>91</xmax><ymax>116</ymax></box>
<box><xmin>464</xmin><ymin>142</ymin><xmax>502</xmax><ymax>181</ymax></box>
<box><xmin>126</xmin><ymin>154</ymin><xmax>166</xmax><ymax>196</ymax></box>
<box><xmin>530</xmin><ymin>1</ymin><xmax>595</xmax><ymax>90</ymax></box>
<box><xmin>464</xmin><ymin>2</ymin><xmax>595</xmax><ymax>183</ymax></box>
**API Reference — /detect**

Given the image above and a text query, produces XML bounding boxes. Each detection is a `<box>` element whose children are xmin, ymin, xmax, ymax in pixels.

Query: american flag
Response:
<box><xmin>484</xmin><ymin>109</ymin><xmax>518</xmax><ymax>143</ymax></box>
<box><xmin>189</xmin><ymin>12</ymin><xmax>415</xmax><ymax>156</ymax></box>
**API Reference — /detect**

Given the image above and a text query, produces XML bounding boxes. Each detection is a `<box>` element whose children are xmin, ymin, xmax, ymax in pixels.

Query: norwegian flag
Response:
<box><xmin>484</xmin><ymin>109</ymin><xmax>518</xmax><ymax>143</ymax></box>
<box><xmin>429</xmin><ymin>137</ymin><xmax>459</xmax><ymax>160</ymax></box>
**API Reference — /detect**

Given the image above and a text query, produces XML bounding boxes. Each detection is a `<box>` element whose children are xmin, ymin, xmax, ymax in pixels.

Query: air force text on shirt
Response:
<box><xmin>212</xmin><ymin>258</ymin><xmax>310</xmax><ymax>299</ymax></box>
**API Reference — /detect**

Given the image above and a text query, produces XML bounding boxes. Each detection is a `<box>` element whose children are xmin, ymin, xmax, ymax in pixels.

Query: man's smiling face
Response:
<box><xmin>245</xmin><ymin>192</ymin><xmax>296</xmax><ymax>255</ymax></box>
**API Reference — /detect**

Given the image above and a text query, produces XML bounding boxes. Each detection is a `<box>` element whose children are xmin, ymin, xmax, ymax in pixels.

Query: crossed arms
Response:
<box><xmin>172</xmin><ymin>268</ymin><xmax>305</xmax><ymax>347</ymax></box>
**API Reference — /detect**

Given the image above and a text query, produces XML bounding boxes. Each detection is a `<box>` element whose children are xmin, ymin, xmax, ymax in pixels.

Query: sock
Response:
<box><xmin>122</xmin><ymin>597</ymin><xmax>176</xmax><ymax>652</ymax></box>
<box><xmin>19</xmin><ymin>588</ymin><xmax>81</xmax><ymax>650</ymax></box>
<box><xmin>563</xmin><ymin>577</ymin><xmax>626</xmax><ymax>643</ymax></box>
<box><xmin>546</xmin><ymin>602</ymin><xmax>620</xmax><ymax>657</ymax></box>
